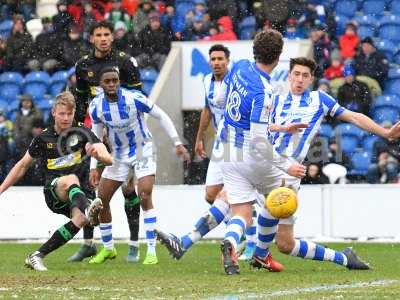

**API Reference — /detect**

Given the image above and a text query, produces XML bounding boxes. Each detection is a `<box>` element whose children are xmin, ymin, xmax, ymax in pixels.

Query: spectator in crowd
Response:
<box><xmin>132</xmin><ymin>0</ymin><xmax>156</xmax><ymax>36</ymax></box>
<box><xmin>182</xmin><ymin>14</ymin><xmax>208</xmax><ymax>41</ymax></box>
<box><xmin>327</xmin><ymin>138</ymin><xmax>352</xmax><ymax>170</ymax></box>
<box><xmin>14</xmin><ymin>94</ymin><xmax>43</xmax><ymax>159</ymax></box>
<box><xmin>317</xmin><ymin>78</ymin><xmax>331</xmax><ymax>94</ymax></box>
<box><xmin>59</xmin><ymin>24</ymin><xmax>89</xmax><ymax>69</ymax></box>
<box><xmin>105</xmin><ymin>0</ymin><xmax>132</xmax><ymax>31</ymax></box>
<box><xmin>65</xmin><ymin>67</ymin><xmax>77</xmax><ymax>95</ymax></box>
<box><xmin>284</xmin><ymin>18</ymin><xmax>306</xmax><ymax>40</ymax></box>
<box><xmin>33</xmin><ymin>17</ymin><xmax>61</xmax><ymax>73</ymax></box>
<box><xmin>0</xmin><ymin>109</ymin><xmax>14</xmax><ymax>182</ymax></box>
<box><xmin>0</xmin><ymin>0</ymin><xmax>36</xmax><ymax>22</ymax></box>
<box><xmin>136</xmin><ymin>12</ymin><xmax>171</xmax><ymax>70</ymax></box>
<box><xmin>112</xmin><ymin>21</ymin><xmax>142</xmax><ymax>57</ymax></box>
<box><xmin>337</xmin><ymin>64</ymin><xmax>372</xmax><ymax>115</ymax></box>
<box><xmin>203</xmin><ymin>16</ymin><xmax>237</xmax><ymax>41</ymax></box>
<box><xmin>5</xmin><ymin>15</ymin><xmax>37</xmax><ymax>73</ymax></box>
<box><xmin>324</xmin><ymin>48</ymin><xmax>344</xmax><ymax>80</ymax></box>
<box><xmin>354</xmin><ymin>37</ymin><xmax>389</xmax><ymax>89</ymax></box>
<box><xmin>310</xmin><ymin>24</ymin><xmax>331</xmax><ymax>78</ymax></box>
<box><xmin>0</xmin><ymin>37</ymin><xmax>6</xmax><ymax>73</ymax></box>
<box><xmin>208</xmin><ymin>0</ymin><xmax>238</xmax><ymax>27</ymax></box>
<box><xmin>53</xmin><ymin>0</ymin><xmax>74</xmax><ymax>38</ymax></box>
<box><xmin>160</xmin><ymin>4</ymin><xmax>185</xmax><ymax>40</ymax></box>
<box><xmin>301</xmin><ymin>163</ymin><xmax>330</xmax><ymax>184</ymax></box>
<box><xmin>185</xmin><ymin>0</ymin><xmax>208</xmax><ymax>26</ymax></box>
<box><xmin>367</xmin><ymin>121</ymin><xmax>400</xmax><ymax>184</ymax></box>
<box><xmin>121</xmin><ymin>0</ymin><xmax>139</xmax><ymax>16</ymax></box>
<box><xmin>339</xmin><ymin>22</ymin><xmax>359</xmax><ymax>61</ymax></box>
<box><xmin>78</xmin><ymin>1</ymin><xmax>103</xmax><ymax>39</ymax></box>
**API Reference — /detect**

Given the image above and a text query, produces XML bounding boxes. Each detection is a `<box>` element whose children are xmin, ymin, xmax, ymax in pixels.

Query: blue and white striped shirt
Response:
<box><xmin>203</xmin><ymin>73</ymin><xmax>227</xmax><ymax>131</ymax></box>
<box><xmin>219</xmin><ymin>59</ymin><xmax>274</xmax><ymax>148</ymax></box>
<box><xmin>89</xmin><ymin>88</ymin><xmax>153</xmax><ymax>160</ymax></box>
<box><xmin>269</xmin><ymin>90</ymin><xmax>345</xmax><ymax>162</ymax></box>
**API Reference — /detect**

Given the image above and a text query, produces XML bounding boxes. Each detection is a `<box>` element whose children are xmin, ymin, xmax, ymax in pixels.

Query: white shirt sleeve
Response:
<box><xmin>250</xmin><ymin>122</ymin><xmax>294</xmax><ymax>173</ymax></box>
<box><xmin>90</xmin><ymin>122</ymin><xmax>104</xmax><ymax>169</ymax></box>
<box><xmin>148</xmin><ymin>104</ymin><xmax>182</xmax><ymax>146</ymax></box>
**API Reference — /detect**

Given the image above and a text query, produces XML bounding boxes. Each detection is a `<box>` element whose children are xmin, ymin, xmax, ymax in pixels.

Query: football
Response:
<box><xmin>265</xmin><ymin>187</ymin><xmax>298</xmax><ymax>218</ymax></box>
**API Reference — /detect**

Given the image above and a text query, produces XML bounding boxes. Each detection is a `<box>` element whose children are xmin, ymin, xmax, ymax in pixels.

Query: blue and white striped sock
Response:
<box><xmin>99</xmin><ymin>222</ymin><xmax>114</xmax><ymax>251</ymax></box>
<box><xmin>245</xmin><ymin>206</ymin><xmax>257</xmax><ymax>249</ymax></box>
<box><xmin>254</xmin><ymin>207</ymin><xmax>279</xmax><ymax>258</ymax></box>
<box><xmin>143</xmin><ymin>208</ymin><xmax>157</xmax><ymax>255</ymax></box>
<box><xmin>224</xmin><ymin>216</ymin><xmax>246</xmax><ymax>251</ymax></box>
<box><xmin>290</xmin><ymin>240</ymin><xmax>348</xmax><ymax>266</ymax></box>
<box><xmin>181</xmin><ymin>198</ymin><xmax>229</xmax><ymax>250</ymax></box>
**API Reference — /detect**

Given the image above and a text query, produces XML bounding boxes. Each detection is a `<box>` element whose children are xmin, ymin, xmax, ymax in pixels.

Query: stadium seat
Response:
<box><xmin>379</xmin><ymin>14</ymin><xmax>400</xmax><ymax>26</ymax></box>
<box><xmin>390</xmin><ymin>0</ymin><xmax>400</xmax><ymax>15</ymax></box>
<box><xmin>36</xmin><ymin>98</ymin><xmax>53</xmax><ymax>111</ymax></box>
<box><xmin>8</xmin><ymin>99</ymin><xmax>19</xmax><ymax>112</ymax></box>
<box><xmin>378</xmin><ymin>24</ymin><xmax>400</xmax><ymax>42</ymax></box>
<box><xmin>23</xmin><ymin>71</ymin><xmax>51</xmax><ymax>100</ymax></box>
<box><xmin>0</xmin><ymin>20</ymin><xmax>13</xmax><ymax>39</ymax></box>
<box><xmin>140</xmin><ymin>68</ymin><xmax>158</xmax><ymax>96</ymax></box>
<box><xmin>375</xmin><ymin>39</ymin><xmax>397</xmax><ymax>61</ymax></box>
<box><xmin>362</xmin><ymin>134</ymin><xmax>379</xmax><ymax>152</ymax></box>
<box><xmin>388</xmin><ymin>67</ymin><xmax>400</xmax><ymax>79</ymax></box>
<box><xmin>373</xmin><ymin>93</ymin><xmax>400</xmax><ymax>109</ymax></box>
<box><xmin>354</xmin><ymin>14</ymin><xmax>379</xmax><ymax>27</ymax></box>
<box><xmin>384</xmin><ymin>79</ymin><xmax>400</xmax><ymax>95</ymax></box>
<box><xmin>362</xmin><ymin>0</ymin><xmax>386</xmax><ymax>16</ymax></box>
<box><xmin>335</xmin><ymin>14</ymin><xmax>350</xmax><ymax>35</ymax></box>
<box><xmin>335</xmin><ymin>123</ymin><xmax>364</xmax><ymax>154</ymax></box>
<box><xmin>372</xmin><ymin>106</ymin><xmax>400</xmax><ymax>123</ymax></box>
<box><xmin>0</xmin><ymin>99</ymin><xmax>7</xmax><ymax>111</ymax></box>
<box><xmin>49</xmin><ymin>70</ymin><xmax>68</xmax><ymax>97</ymax></box>
<box><xmin>335</xmin><ymin>0</ymin><xmax>358</xmax><ymax>18</ymax></box>
<box><xmin>0</xmin><ymin>72</ymin><xmax>24</xmax><ymax>102</ymax></box>
<box><xmin>238</xmin><ymin>16</ymin><xmax>256</xmax><ymax>40</ymax></box>
<box><xmin>357</xmin><ymin>25</ymin><xmax>376</xmax><ymax>39</ymax></box>
<box><xmin>394</xmin><ymin>51</ymin><xmax>400</xmax><ymax>64</ymax></box>
<box><xmin>240</xmin><ymin>27</ymin><xmax>255</xmax><ymax>40</ymax></box>
<box><xmin>349</xmin><ymin>151</ymin><xmax>371</xmax><ymax>176</ymax></box>
<box><xmin>319</xmin><ymin>123</ymin><xmax>333</xmax><ymax>140</ymax></box>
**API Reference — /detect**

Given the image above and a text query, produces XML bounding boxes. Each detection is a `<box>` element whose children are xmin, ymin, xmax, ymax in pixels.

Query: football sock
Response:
<box><xmin>224</xmin><ymin>216</ymin><xmax>246</xmax><ymax>251</ymax></box>
<box><xmin>67</xmin><ymin>184</ymin><xmax>88</xmax><ymax>213</ymax></box>
<box><xmin>245</xmin><ymin>206</ymin><xmax>257</xmax><ymax>248</ymax></box>
<box><xmin>99</xmin><ymin>223</ymin><xmax>114</xmax><ymax>250</ymax></box>
<box><xmin>254</xmin><ymin>207</ymin><xmax>279</xmax><ymax>258</ymax></box>
<box><xmin>38</xmin><ymin>221</ymin><xmax>80</xmax><ymax>257</ymax></box>
<box><xmin>143</xmin><ymin>208</ymin><xmax>157</xmax><ymax>255</ymax></box>
<box><xmin>289</xmin><ymin>240</ymin><xmax>348</xmax><ymax>266</ymax></box>
<box><xmin>83</xmin><ymin>225</ymin><xmax>94</xmax><ymax>246</ymax></box>
<box><xmin>181</xmin><ymin>198</ymin><xmax>229</xmax><ymax>250</ymax></box>
<box><xmin>124</xmin><ymin>191</ymin><xmax>140</xmax><ymax>246</ymax></box>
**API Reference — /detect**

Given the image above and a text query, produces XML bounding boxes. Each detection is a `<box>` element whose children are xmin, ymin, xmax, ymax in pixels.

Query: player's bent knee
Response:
<box><xmin>276</xmin><ymin>237</ymin><xmax>295</xmax><ymax>254</ymax></box>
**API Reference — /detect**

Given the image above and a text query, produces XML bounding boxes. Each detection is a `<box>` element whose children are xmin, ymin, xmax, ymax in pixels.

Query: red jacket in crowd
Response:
<box><xmin>203</xmin><ymin>16</ymin><xmax>237</xmax><ymax>41</ymax></box>
<box><xmin>339</xmin><ymin>33</ymin><xmax>359</xmax><ymax>60</ymax></box>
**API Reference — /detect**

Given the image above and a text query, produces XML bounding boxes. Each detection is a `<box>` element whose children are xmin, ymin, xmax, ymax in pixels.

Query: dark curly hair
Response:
<box><xmin>253</xmin><ymin>29</ymin><xmax>283</xmax><ymax>65</ymax></box>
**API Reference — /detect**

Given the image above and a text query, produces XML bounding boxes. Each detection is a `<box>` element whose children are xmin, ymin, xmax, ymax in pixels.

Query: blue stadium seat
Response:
<box><xmin>375</xmin><ymin>39</ymin><xmax>397</xmax><ymax>61</ymax></box>
<box><xmin>36</xmin><ymin>98</ymin><xmax>53</xmax><ymax>111</ymax></box>
<box><xmin>390</xmin><ymin>0</ymin><xmax>400</xmax><ymax>15</ymax></box>
<box><xmin>354</xmin><ymin>14</ymin><xmax>379</xmax><ymax>27</ymax></box>
<box><xmin>176</xmin><ymin>2</ymin><xmax>193</xmax><ymax>17</ymax></box>
<box><xmin>372</xmin><ymin>107</ymin><xmax>400</xmax><ymax>123</ymax></box>
<box><xmin>240</xmin><ymin>27</ymin><xmax>255</xmax><ymax>40</ymax></box>
<box><xmin>394</xmin><ymin>51</ymin><xmax>400</xmax><ymax>64</ymax></box>
<box><xmin>140</xmin><ymin>68</ymin><xmax>158</xmax><ymax>95</ymax></box>
<box><xmin>319</xmin><ymin>123</ymin><xmax>333</xmax><ymax>140</ymax></box>
<box><xmin>362</xmin><ymin>0</ymin><xmax>386</xmax><ymax>15</ymax></box>
<box><xmin>238</xmin><ymin>16</ymin><xmax>256</xmax><ymax>40</ymax></box>
<box><xmin>23</xmin><ymin>71</ymin><xmax>51</xmax><ymax>100</ymax></box>
<box><xmin>238</xmin><ymin>16</ymin><xmax>256</xmax><ymax>31</ymax></box>
<box><xmin>373</xmin><ymin>93</ymin><xmax>400</xmax><ymax>110</ymax></box>
<box><xmin>384</xmin><ymin>79</ymin><xmax>400</xmax><ymax>94</ymax></box>
<box><xmin>0</xmin><ymin>72</ymin><xmax>24</xmax><ymax>102</ymax></box>
<box><xmin>379</xmin><ymin>14</ymin><xmax>400</xmax><ymax>26</ymax></box>
<box><xmin>335</xmin><ymin>123</ymin><xmax>364</xmax><ymax>154</ymax></box>
<box><xmin>8</xmin><ymin>99</ymin><xmax>19</xmax><ymax>112</ymax></box>
<box><xmin>349</xmin><ymin>151</ymin><xmax>371</xmax><ymax>176</ymax></box>
<box><xmin>379</xmin><ymin>24</ymin><xmax>400</xmax><ymax>42</ymax></box>
<box><xmin>357</xmin><ymin>25</ymin><xmax>376</xmax><ymax>39</ymax></box>
<box><xmin>362</xmin><ymin>134</ymin><xmax>379</xmax><ymax>152</ymax></box>
<box><xmin>335</xmin><ymin>0</ymin><xmax>358</xmax><ymax>17</ymax></box>
<box><xmin>335</xmin><ymin>14</ymin><xmax>350</xmax><ymax>35</ymax></box>
<box><xmin>0</xmin><ymin>20</ymin><xmax>13</xmax><ymax>39</ymax></box>
<box><xmin>388</xmin><ymin>67</ymin><xmax>400</xmax><ymax>79</ymax></box>
<box><xmin>50</xmin><ymin>70</ymin><xmax>68</xmax><ymax>97</ymax></box>
<box><xmin>0</xmin><ymin>99</ymin><xmax>7</xmax><ymax>111</ymax></box>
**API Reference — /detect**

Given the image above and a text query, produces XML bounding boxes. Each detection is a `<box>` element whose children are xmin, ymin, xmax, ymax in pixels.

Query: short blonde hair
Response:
<box><xmin>53</xmin><ymin>91</ymin><xmax>76</xmax><ymax>111</ymax></box>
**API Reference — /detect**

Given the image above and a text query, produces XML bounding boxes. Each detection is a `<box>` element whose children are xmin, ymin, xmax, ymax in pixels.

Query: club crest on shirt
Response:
<box><xmin>67</xmin><ymin>134</ymin><xmax>79</xmax><ymax>147</ymax></box>
<box><xmin>88</xmin><ymin>71</ymin><xmax>94</xmax><ymax>77</ymax></box>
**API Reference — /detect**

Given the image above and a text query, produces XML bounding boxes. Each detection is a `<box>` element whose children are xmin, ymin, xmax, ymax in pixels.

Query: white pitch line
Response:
<box><xmin>207</xmin><ymin>279</ymin><xmax>399</xmax><ymax>300</ymax></box>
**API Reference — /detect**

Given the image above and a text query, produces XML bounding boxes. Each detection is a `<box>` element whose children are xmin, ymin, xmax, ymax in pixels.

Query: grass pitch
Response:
<box><xmin>0</xmin><ymin>242</ymin><xmax>399</xmax><ymax>299</ymax></box>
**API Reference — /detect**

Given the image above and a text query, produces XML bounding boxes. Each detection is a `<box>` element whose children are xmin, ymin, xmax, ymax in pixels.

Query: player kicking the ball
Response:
<box><xmin>87</xmin><ymin>67</ymin><xmax>190</xmax><ymax>265</ymax></box>
<box><xmin>0</xmin><ymin>92</ymin><xmax>113</xmax><ymax>271</ymax></box>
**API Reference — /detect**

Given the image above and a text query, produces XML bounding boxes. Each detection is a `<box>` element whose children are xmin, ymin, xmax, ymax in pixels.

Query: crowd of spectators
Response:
<box><xmin>0</xmin><ymin>0</ymin><xmax>399</xmax><ymax>185</ymax></box>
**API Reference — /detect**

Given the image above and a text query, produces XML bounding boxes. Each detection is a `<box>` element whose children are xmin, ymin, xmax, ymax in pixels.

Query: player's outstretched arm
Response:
<box><xmin>270</xmin><ymin>123</ymin><xmax>308</xmax><ymax>133</ymax></box>
<box><xmin>195</xmin><ymin>107</ymin><xmax>212</xmax><ymax>158</ymax></box>
<box><xmin>0</xmin><ymin>151</ymin><xmax>33</xmax><ymax>195</ymax></box>
<box><xmin>337</xmin><ymin>110</ymin><xmax>397</xmax><ymax>139</ymax></box>
<box><xmin>149</xmin><ymin>104</ymin><xmax>191</xmax><ymax>163</ymax></box>
<box><xmin>85</xmin><ymin>143</ymin><xmax>113</xmax><ymax>166</ymax></box>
